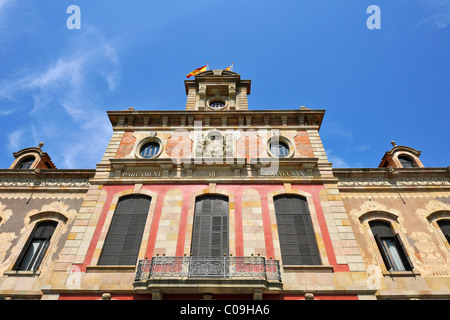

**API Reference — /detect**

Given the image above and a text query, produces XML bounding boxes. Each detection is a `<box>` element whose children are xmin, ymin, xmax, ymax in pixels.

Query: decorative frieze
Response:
<box><xmin>0</xmin><ymin>179</ymin><xmax>91</xmax><ymax>187</ymax></box>
<box><xmin>338</xmin><ymin>177</ymin><xmax>450</xmax><ymax>187</ymax></box>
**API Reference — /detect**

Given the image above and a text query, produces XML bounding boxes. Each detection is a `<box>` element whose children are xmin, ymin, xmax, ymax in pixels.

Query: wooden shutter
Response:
<box><xmin>274</xmin><ymin>195</ymin><xmax>321</xmax><ymax>265</ymax></box>
<box><xmin>374</xmin><ymin>234</ymin><xmax>393</xmax><ymax>271</ymax></box>
<box><xmin>98</xmin><ymin>195</ymin><xmax>151</xmax><ymax>266</ymax></box>
<box><xmin>394</xmin><ymin>233</ymin><xmax>413</xmax><ymax>271</ymax></box>
<box><xmin>191</xmin><ymin>195</ymin><xmax>229</xmax><ymax>257</ymax></box>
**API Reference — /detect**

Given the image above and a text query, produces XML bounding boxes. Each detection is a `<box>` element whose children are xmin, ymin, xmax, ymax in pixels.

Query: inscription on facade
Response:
<box><xmin>122</xmin><ymin>171</ymin><xmax>162</xmax><ymax>177</ymax></box>
<box><xmin>261</xmin><ymin>170</ymin><xmax>306</xmax><ymax>177</ymax></box>
<box><xmin>119</xmin><ymin>169</ymin><xmax>309</xmax><ymax>178</ymax></box>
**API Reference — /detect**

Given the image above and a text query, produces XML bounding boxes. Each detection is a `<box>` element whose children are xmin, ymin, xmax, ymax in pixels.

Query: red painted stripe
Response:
<box><xmin>305</xmin><ymin>185</ymin><xmax>350</xmax><ymax>272</ymax></box>
<box><xmin>233</xmin><ymin>189</ymin><xmax>244</xmax><ymax>256</ymax></box>
<box><xmin>82</xmin><ymin>185</ymin><xmax>133</xmax><ymax>268</ymax></box>
<box><xmin>259</xmin><ymin>193</ymin><xmax>275</xmax><ymax>259</ymax></box>
<box><xmin>144</xmin><ymin>187</ymin><xmax>168</xmax><ymax>259</ymax></box>
<box><xmin>175</xmin><ymin>189</ymin><xmax>191</xmax><ymax>256</ymax></box>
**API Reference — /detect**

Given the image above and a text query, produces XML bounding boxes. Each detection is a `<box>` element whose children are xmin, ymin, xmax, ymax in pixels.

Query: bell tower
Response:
<box><xmin>184</xmin><ymin>69</ymin><xmax>251</xmax><ymax>111</ymax></box>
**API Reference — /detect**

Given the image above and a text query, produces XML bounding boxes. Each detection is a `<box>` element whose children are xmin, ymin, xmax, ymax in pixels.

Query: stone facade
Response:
<box><xmin>0</xmin><ymin>71</ymin><xmax>448</xmax><ymax>300</ymax></box>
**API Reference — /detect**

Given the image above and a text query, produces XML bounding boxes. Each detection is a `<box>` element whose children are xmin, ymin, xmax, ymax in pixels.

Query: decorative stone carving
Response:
<box><xmin>203</xmin><ymin>129</ymin><xmax>224</xmax><ymax>158</ymax></box>
<box><xmin>410</xmin><ymin>232</ymin><xmax>450</xmax><ymax>276</ymax></box>
<box><xmin>0</xmin><ymin>202</ymin><xmax>13</xmax><ymax>226</ymax></box>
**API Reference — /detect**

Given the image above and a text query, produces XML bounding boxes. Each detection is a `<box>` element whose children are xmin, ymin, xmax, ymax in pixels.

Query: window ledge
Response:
<box><xmin>3</xmin><ymin>270</ymin><xmax>41</xmax><ymax>277</ymax></box>
<box><xmin>382</xmin><ymin>269</ymin><xmax>421</xmax><ymax>277</ymax></box>
<box><xmin>85</xmin><ymin>265</ymin><xmax>136</xmax><ymax>273</ymax></box>
<box><xmin>282</xmin><ymin>265</ymin><xmax>334</xmax><ymax>273</ymax></box>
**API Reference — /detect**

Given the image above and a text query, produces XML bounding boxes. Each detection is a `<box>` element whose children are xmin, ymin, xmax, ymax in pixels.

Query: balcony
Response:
<box><xmin>134</xmin><ymin>256</ymin><xmax>282</xmax><ymax>298</ymax></box>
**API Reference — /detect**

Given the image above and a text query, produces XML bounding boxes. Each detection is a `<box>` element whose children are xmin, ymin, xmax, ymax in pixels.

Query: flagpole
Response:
<box><xmin>231</xmin><ymin>62</ymin><xmax>234</xmax><ymax>72</ymax></box>
<box><xmin>206</xmin><ymin>62</ymin><xmax>209</xmax><ymax>71</ymax></box>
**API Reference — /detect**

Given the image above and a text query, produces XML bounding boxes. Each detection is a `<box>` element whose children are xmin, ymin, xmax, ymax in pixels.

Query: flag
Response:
<box><xmin>186</xmin><ymin>64</ymin><xmax>208</xmax><ymax>78</ymax></box>
<box><xmin>224</xmin><ymin>63</ymin><xmax>234</xmax><ymax>71</ymax></box>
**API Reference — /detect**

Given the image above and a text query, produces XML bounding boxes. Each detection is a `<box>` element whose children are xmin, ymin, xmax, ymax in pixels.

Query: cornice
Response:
<box><xmin>107</xmin><ymin>109</ymin><xmax>326</xmax><ymax>130</ymax></box>
<box><xmin>334</xmin><ymin>167</ymin><xmax>450</xmax><ymax>190</ymax></box>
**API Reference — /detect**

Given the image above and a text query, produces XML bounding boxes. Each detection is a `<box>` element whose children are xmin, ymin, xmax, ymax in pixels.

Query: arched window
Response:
<box><xmin>98</xmin><ymin>195</ymin><xmax>151</xmax><ymax>266</ymax></box>
<box><xmin>437</xmin><ymin>220</ymin><xmax>450</xmax><ymax>244</ymax></box>
<box><xmin>14</xmin><ymin>221</ymin><xmax>57</xmax><ymax>271</ymax></box>
<box><xmin>274</xmin><ymin>195</ymin><xmax>321</xmax><ymax>265</ymax></box>
<box><xmin>398</xmin><ymin>155</ymin><xmax>416</xmax><ymax>168</ymax></box>
<box><xmin>191</xmin><ymin>195</ymin><xmax>229</xmax><ymax>257</ymax></box>
<box><xmin>17</xmin><ymin>156</ymin><xmax>35</xmax><ymax>169</ymax></box>
<box><xmin>369</xmin><ymin>220</ymin><xmax>413</xmax><ymax>271</ymax></box>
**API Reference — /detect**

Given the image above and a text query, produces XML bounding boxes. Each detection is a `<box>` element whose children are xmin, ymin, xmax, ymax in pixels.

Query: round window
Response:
<box><xmin>140</xmin><ymin>142</ymin><xmax>160</xmax><ymax>159</ymax></box>
<box><xmin>270</xmin><ymin>141</ymin><xmax>290</xmax><ymax>158</ymax></box>
<box><xmin>209</xmin><ymin>100</ymin><xmax>225</xmax><ymax>109</ymax></box>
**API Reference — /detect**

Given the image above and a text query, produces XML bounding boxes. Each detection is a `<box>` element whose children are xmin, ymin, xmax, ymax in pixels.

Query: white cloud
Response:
<box><xmin>323</xmin><ymin>123</ymin><xmax>353</xmax><ymax>142</ymax></box>
<box><xmin>0</xmin><ymin>109</ymin><xmax>13</xmax><ymax>116</ymax></box>
<box><xmin>0</xmin><ymin>26</ymin><xmax>119</xmax><ymax>168</ymax></box>
<box><xmin>7</xmin><ymin>129</ymin><xmax>24</xmax><ymax>151</ymax></box>
<box><xmin>416</xmin><ymin>0</ymin><xmax>450</xmax><ymax>29</ymax></box>
<box><xmin>353</xmin><ymin>144</ymin><xmax>371</xmax><ymax>152</ymax></box>
<box><xmin>326</xmin><ymin>149</ymin><xmax>350</xmax><ymax>168</ymax></box>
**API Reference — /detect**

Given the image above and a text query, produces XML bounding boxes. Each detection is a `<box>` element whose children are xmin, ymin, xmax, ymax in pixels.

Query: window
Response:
<box><xmin>98</xmin><ymin>195</ymin><xmax>151</xmax><ymax>266</ymax></box>
<box><xmin>398</xmin><ymin>155</ymin><xmax>416</xmax><ymax>168</ymax></box>
<box><xmin>270</xmin><ymin>141</ymin><xmax>290</xmax><ymax>158</ymax></box>
<box><xmin>370</xmin><ymin>220</ymin><xmax>413</xmax><ymax>271</ymax></box>
<box><xmin>191</xmin><ymin>195</ymin><xmax>229</xmax><ymax>257</ymax></box>
<box><xmin>209</xmin><ymin>101</ymin><xmax>225</xmax><ymax>109</ymax></box>
<box><xmin>140</xmin><ymin>142</ymin><xmax>160</xmax><ymax>159</ymax></box>
<box><xmin>437</xmin><ymin>220</ymin><xmax>450</xmax><ymax>244</ymax></box>
<box><xmin>17</xmin><ymin>157</ymin><xmax>35</xmax><ymax>169</ymax></box>
<box><xmin>15</xmin><ymin>221</ymin><xmax>57</xmax><ymax>271</ymax></box>
<box><xmin>274</xmin><ymin>195</ymin><xmax>321</xmax><ymax>265</ymax></box>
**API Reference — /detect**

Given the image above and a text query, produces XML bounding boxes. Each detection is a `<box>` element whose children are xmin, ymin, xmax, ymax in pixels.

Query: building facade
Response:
<box><xmin>0</xmin><ymin>70</ymin><xmax>449</xmax><ymax>300</ymax></box>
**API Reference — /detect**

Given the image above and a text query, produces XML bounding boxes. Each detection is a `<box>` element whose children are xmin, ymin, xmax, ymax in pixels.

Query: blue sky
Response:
<box><xmin>0</xmin><ymin>0</ymin><xmax>449</xmax><ymax>169</ymax></box>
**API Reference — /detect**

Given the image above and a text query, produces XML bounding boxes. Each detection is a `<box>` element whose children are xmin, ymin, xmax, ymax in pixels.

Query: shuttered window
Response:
<box><xmin>274</xmin><ymin>195</ymin><xmax>321</xmax><ymax>266</ymax></box>
<box><xmin>370</xmin><ymin>220</ymin><xmax>413</xmax><ymax>271</ymax></box>
<box><xmin>15</xmin><ymin>221</ymin><xmax>57</xmax><ymax>271</ymax></box>
<box><xmin>438</xmin><ymin>220</ymin><xmax>450</xmax><ymax>244</ymax></box>
<box><xmin>191</xmin><ymin>195</ymin><xmax>229</xmax><ymax>257</ymax></box>
<box><xmin>98</xmin><ymin>195</ymin><xmax>151</xmax><ymax>266</ymax></box>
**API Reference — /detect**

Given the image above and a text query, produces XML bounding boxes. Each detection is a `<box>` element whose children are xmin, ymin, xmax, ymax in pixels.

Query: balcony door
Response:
<box><xmin>191</xmin><ymin>195</ymin><xmax>229</xmax><ymax>257</ymax></box>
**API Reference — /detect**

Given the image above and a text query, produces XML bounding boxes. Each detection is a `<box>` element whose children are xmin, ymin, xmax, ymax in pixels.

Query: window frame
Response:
<box><xmin>437</xmin><ymin>219</ymin><xmax>450</xmax><ymax>246</ymax></box>
<box><xmin>369</xmin><ymin>219</ymin><xmax>414</xmax><ymax>272</ymax></box>
<box><xmin>267</xmin><ymin>136</ymin><xmax>294</xmax><ymax>159</ymax></box>
<box><xmin>14</xmin><ymin>221</ymin><xmax>58</xmax><ymax>272</ymax></box>
<box><xmin>16</xmin><ymin>156</ymin><xmax>36</xmax><ymax>169</ymax></box>
<box><xmin>190</xmin><ymin>194</ymin><xmax>230</xmax><ymax>257</ymax></box>
<box><xmin>397</xmin><ymin>154</ymin><xmax>416</xmax><ymax>168</ymax></box>
<box><xmin>97</xmin><ymin>194</ymin><xmax>152</xmax><ymax>266</ymax></box>
<box><xmin>135</xmin><ymin>136</ymin><xmax>164</xmax><ymax>159</ymax></box>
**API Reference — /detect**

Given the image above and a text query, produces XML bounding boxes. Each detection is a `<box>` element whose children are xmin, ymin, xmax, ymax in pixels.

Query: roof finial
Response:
<box><xmin>391</xmin><ymin>140</ymin><xmax>397</xmax><ymax>147</ymax></box>
<box><xmin>38</xmin><ymin>142</ymin><xmax>44</xmax><ymax>149</ymax></box>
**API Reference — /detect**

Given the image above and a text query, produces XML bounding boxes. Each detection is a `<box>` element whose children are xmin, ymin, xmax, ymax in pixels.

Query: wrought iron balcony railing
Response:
<box><xmin>135</xmin><ymin>256</ymin><xmax>282</xmax><ymax>282</ymax></box>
